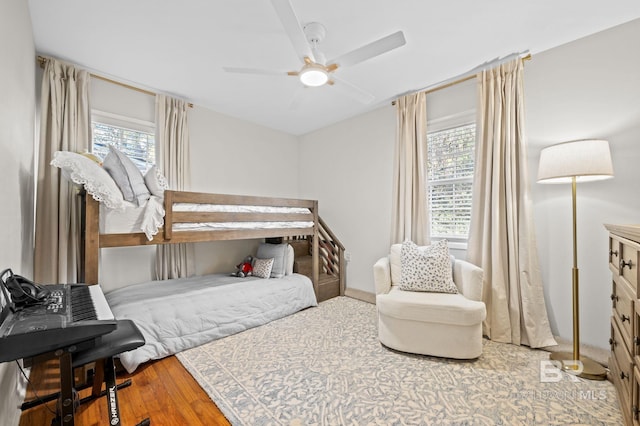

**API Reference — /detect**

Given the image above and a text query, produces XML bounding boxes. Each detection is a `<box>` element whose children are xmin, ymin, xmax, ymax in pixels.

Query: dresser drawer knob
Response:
<box><xmin>609</xmin><ymin>337</ymin><xmax>617</xmax><ymax>347</ymax></box>
<box><xmin>621</xmin><ymin>314</ymin><xmax>630</xmax><ymax>323</ymax></box>
<box><xmin>635</xmin><ymin>336</ymin><xmax>640</xmax><ymax>346</ymax></box>
<box><xmin>621</xmin><ymin>371</ymin><xmax>630</xmax><ymax>380</ymax></box>
<box><xmin>610</xmin><ymin>249</ymin><xmax>619</xmax><ymax>256</ymax></box>
<box><xmin>621</xmin><ymin>259</ymin><xmax>634</xmax><ymax>270</ymax></box>
<box><xmin>611</xmin><ymin>293</ymin><xmax>619</xmax><ymax>302</ymax></box>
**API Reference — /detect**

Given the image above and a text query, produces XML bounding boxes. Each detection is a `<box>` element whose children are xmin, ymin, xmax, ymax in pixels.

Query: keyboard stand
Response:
<box><xmin>34</xmin><ymin>320</ymin><xmax>148</xmax><ymax>426</ymax></box>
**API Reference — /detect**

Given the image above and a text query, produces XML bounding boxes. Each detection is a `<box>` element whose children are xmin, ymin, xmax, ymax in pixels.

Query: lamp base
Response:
<box><xmin>549</xmin><ymin>351</ymin><xmax>607</xmax><ymax>381</ymax></box>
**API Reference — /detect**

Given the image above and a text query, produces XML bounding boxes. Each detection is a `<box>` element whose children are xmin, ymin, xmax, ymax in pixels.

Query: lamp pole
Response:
<box><xmin>549</xmin><ymin>176</ymin><xmax>606</xmax><ymax>380</ymax></box>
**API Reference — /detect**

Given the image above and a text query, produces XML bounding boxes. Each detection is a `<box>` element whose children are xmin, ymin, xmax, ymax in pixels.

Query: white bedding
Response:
<box><xmin>100</xmin><ymin>198</ymin><xmax>313</xmax><ymax>240</ymax></box>
<box><xmin>105</xmin><ymin>273</ymin><xmax>317</xmax><ymax>373</ymax></box>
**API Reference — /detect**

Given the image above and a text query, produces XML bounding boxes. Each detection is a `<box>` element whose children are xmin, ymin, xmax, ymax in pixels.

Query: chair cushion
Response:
<box><xmin>377</xmin><ymin>286</ymin><xmax>486</xmax><ymax>326</ymax></box>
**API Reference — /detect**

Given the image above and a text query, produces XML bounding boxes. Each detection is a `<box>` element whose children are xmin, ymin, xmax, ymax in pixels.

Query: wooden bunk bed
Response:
<box><xmin>79</xmin><ymin>189</ymin><xmax>341</xmax><ymax>372</ymax></box>
<box><xmin>81</xmin><ymin>190</ymin><xmax>321</xmax><ymax>297</ymax></box>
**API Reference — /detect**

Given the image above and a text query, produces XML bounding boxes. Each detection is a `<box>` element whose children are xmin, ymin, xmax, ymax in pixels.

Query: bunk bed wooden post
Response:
<box><xmin>312</xmin><ymin>201</ymin><xmax>320</xmax><ymax>300</ymax></box>
<box><xmin>164</xmin><ymin>190</ymin><xmax>173</xmax><ymax>240</ymax></box>
<box><xmin>83</xmin><ymin>195</ymin><xmax>100</xmax><ymax>284</ymax></box>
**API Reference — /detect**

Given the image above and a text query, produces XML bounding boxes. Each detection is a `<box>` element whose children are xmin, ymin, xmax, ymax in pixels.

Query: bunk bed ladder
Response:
<box><xmin>288</xmin><ymin>217</ymin><xmax>346</xmax><ymax>302</ymax></box>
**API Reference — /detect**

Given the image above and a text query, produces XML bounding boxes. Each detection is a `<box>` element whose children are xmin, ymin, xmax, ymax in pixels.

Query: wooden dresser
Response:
<box><xmin>606</xmin><ymin>224</ymin><xmax>640</xmax><ymax>425</ymax></box>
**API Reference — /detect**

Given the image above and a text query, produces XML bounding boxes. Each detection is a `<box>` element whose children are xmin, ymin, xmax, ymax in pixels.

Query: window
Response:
<box><xmin>426</xmin><ymin>115</ymin><xmax>476</xmax><ymax>244</ymax></box>
<box><xmin>91</xmin><ymin>110</ymin><xmax>156</xmax><ymax>173</ymax></box>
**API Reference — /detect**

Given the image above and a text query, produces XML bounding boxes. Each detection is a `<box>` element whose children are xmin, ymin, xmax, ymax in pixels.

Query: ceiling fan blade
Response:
<box><xmin>329</xmin><ymin>31</ymin><xmax>406</xmax><ymax>68</ymax></box>
<box><xmin>330</xmin><ymin>75</ymin><xmax>375</xmax><ymax>104</ymax></box>
<box><xmin>223</xmin><ymin>66</ymin><xmax>289</xmax><ymax>76</ymax></box>
<box><xmin>270</xmin><ymin>0</ymin><xmax>315</xmax><ymax>63</ymax></box>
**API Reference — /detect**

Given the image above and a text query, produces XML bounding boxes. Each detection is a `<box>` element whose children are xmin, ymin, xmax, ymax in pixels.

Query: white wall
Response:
<box><xmin>0</xmin><ymin>1</ymin><xmax>35</xmax><ymax>424</ymax></box>
<box><xmin>526</xmin><ymin>18</ymin><xmax>640</xmax><ymax>349</ymax></box>
<box><xmin>298</xmin><ymin>106</ymin><xmax>396</xmax><ymax>292</ymax></box>
<box><xmin>188</xmin><ymin>106</ymin><xmax>299</xmax><ymax>276</ymax></box>
<box><xmin>299</xmin><ymin>18</ymin><xmax>640</xmax><ymax>351</ymax></box>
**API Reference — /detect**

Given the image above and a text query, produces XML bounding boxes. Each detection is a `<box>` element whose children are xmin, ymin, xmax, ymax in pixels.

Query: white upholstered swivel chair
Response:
<box><xmin>373</xmin><ymin>244</ymin><xmax>487</xmax><ymax>359</ymax></box>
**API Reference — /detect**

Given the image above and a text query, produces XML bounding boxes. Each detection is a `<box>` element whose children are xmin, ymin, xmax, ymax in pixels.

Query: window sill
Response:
<box><xmin>447</xmin><ymin>241</ymin><xmax>468</xmax><ymax>251</ymax></box>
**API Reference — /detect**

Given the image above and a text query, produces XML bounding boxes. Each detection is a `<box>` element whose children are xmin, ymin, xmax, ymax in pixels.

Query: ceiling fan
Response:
<box><xmin>223</xmin><ymin>0</ymin><xmax>406</xmax><ymax>104</ymax></box>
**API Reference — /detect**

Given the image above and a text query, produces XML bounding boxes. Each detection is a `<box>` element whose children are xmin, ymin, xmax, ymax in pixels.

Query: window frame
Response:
<box><xmin>426</xmin><ymin>109</ymin><xmax>476</xmax><ymax>250</ymax></box>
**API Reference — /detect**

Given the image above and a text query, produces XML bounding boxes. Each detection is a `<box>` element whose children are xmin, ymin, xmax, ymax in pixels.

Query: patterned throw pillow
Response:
<box><xmin>399</xmin><ymin>240</ymin><xmax>458</xmax><ymax>293</ymax></box>
<box><xmin>252</xmin><ymin>258</ymin><xmax>274</xmax><ymax>279</ymax></box>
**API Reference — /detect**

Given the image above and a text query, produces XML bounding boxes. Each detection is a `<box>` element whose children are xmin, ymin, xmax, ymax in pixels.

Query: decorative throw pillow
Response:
<box><xmin>256</xmin><ymin>243</ymin><xmax>289</xmax><ymax>278</ymax></box>
<box><xmin>252</xmin><ymin>258</ymin><xmax>274</xmax><ymax>279</ymax></box>
<box><xmin>102</xmin><ymin>145</ymin><xmax>150</xmax><ymax>206</ymax></box>
<box><xmin>50</xmin><ymin>151</ymin><xmax>125</xmax><ymax>210</ymax></box>
<box><xmin>399</xmin><ymin>240</ymin><xmax>458</xmax><ymax>293</ymax></box>
<box><xmin>144</xmin><ymin>165</ymin><xmax>169</xmax><ymax>198</ymax></box>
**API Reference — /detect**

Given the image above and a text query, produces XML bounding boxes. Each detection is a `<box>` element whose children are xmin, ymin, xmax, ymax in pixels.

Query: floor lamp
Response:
<box><xmin>537</xmin><ymin>139</ymin><xmax>613</xmax><ymax>381</ymax></box>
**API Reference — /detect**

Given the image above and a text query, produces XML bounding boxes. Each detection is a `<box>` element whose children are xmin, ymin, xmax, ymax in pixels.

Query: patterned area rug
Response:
<box><xmin>177</xmin><ymin>297</ymin><xmax>621</xmax><ymax>425</ymax></box>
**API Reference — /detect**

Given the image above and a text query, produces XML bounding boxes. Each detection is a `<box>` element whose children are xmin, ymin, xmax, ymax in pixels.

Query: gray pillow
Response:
<box><xmin>102</xmin><ymin>145</ymin><xmax>150</xmax><ymax>206</ymax></box>
<box><xmin>256</xmin><ymin>243</ymin><xmax>289</xmax><ymax>278</ymax></box>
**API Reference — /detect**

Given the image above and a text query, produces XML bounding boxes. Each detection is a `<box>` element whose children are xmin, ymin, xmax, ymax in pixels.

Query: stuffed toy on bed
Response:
<box><xmin>233</xmin><ymin>255</ymin><xmax>253</xmax><ymax>277</ymax></box>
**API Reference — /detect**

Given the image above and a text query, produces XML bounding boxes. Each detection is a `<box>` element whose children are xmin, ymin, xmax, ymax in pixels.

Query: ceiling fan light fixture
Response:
<box><xmin>299</xmin><ymin>64</ymin><xmax>328</xmax><ymax>87</ymax></box>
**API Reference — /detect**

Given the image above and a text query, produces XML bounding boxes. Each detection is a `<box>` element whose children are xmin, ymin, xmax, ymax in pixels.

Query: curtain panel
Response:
<box><xmin>391</xmin><ymin>92</ymin><xmax>429</xmax><ymax>245</ymax></box>
<box><xmin>467</xmin><ymin>58</ymin><xmax>556</xmax><ymax>348</ymax></box>
<box><xmin>34</xmin><ymin>59</ymin><xmax>91</xmax><ymax>284</ymax></box>
<box><xmin>155</xmin><ymin>95</ymin><xmax>193</xmax><ymax>280</ymax></box>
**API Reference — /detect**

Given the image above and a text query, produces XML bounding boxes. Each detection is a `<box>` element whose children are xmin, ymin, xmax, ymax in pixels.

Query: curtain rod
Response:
<box><xmin>37</xmin><ymin>55</ymin><xmax>193</xmax><ymax>108</ymax></box>
<box><xmin>391</xmin><ymin>51</ymin><xmax>531</xmax><ymax>105</ymax></box>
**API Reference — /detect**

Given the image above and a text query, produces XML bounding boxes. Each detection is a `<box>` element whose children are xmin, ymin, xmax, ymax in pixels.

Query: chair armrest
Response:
<box><xmin>373</xmin><ymin>256</ymin><xmax>392</xmax><ymax>295</ymax></box>
<box><xmin>452</xmin><ymin>259</ymin><xmax>484</xmax><ymax>302</ymax></box>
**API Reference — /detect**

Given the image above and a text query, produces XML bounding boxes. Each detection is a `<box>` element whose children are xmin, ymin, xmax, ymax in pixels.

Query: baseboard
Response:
<box><xmin>344</xmin><ymin>288</ymin><xmax>376</xmax><ymax>304</ymax></box>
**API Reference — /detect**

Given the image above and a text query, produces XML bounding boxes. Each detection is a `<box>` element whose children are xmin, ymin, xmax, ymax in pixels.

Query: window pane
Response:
<box><xmin>428</xmin><ymin>181</ymin><xmax>473</xmax><ymax>239</ymax></box>
<box><xmin>427</xmin><ymin>124</ymin><xmax>475</xmax><ymax>182</ymax></box>
<box><xmin>92</xmin><ymin>122</ymin><xmax>155</xmax><ymax>172</ymax></box>
<box><xmin>427</xmin><ymin>123</ymin><xmax>475</xmax><ymax>240</ymax></box>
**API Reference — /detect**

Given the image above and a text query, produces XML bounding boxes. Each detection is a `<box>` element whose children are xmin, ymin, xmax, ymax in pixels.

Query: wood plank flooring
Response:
<box><xmin>19</xmin><ymin>355</ymin><xmax>230</xmax><ymax>426</ymax></box>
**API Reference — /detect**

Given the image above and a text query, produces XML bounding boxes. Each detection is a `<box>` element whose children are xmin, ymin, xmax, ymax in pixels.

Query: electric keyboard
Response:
<box><xmin>0</xmin><ymin>284</ymin><xmax>117</xmax><ymax>362</ymax></box>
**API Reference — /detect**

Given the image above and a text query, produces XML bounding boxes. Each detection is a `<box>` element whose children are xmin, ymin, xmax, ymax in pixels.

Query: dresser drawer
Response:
<box><xmin>633</xmin><ymin>367</ymin><xmax>640</xmax><ymax>426</ymax></box>
<box><xmin>611</xmin><ymin>236</ymin><xmax>622</xmax><ymax>273</ymax></box>
<box><xmin>613</xmin><ymin>277</ymin><xmax>636</xmax><ymax>348</ymax></box>
<box><xmin>612</xmin><ymin>353</ymin><xmax>631</xmax><ymax>425</ymax></box>
<box><xmin>613</xmin><ymin>318</ymin><xmax>635</xmax><ymax>401</ymax></box>
<box><xmin>620</xmin><ymin>241</ymin><xmax>640</xmax><ymax>294</ymax></box>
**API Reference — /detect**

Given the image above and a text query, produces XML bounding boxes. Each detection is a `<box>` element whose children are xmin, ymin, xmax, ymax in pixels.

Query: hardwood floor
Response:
<box><xmin>19</xmin><ymin>355</ymin><xmax>230</xmax><ymax>426</ymax></box>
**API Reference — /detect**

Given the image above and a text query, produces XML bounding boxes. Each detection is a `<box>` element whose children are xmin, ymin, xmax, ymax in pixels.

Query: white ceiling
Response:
<box><xmin>28</xmin><ymin>1</ymin><xmax>640</xmax><ymax>136</ymax></box>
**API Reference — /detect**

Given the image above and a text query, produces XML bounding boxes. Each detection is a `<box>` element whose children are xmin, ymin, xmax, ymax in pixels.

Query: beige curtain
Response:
<box><xmin>467</xmin><ymin>58</ymin><xmax>556</xmax><ymax>348</ymax></box>
<box><xmin>391</xmin><ymin>92</ymin><xmax>429</xmax><ymax>245</ymax></box>
<box><xmin>34</xmin><ymin>59</ymin><xmax>91</xmax><ymax>284</ymax></box>
<box><xmin>155</xmin><ymin>94</ymin><xmax>193</xmax><ymax>279</ymax></box>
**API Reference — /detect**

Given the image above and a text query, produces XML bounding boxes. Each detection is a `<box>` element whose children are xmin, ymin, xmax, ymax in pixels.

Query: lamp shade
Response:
<box><xmin>537</xmin><ymin>139</ymin><xmax>614</xmax><ymax>184</ymax></box>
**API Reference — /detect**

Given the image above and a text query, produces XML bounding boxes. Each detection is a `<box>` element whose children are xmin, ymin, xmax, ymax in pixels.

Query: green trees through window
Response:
<box><xmin>427</xmin><ymin>123</ymin><xmax>475</xmax><ymax>242</ymax></box>
<box><xmin>92</xmin><ymin>121</ymin><xmax>155</xmax><ymax>172</ymax></box>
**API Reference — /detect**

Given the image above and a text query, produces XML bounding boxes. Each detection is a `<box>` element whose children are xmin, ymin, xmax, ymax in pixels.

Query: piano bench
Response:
<box><xmin>72</xmin><ymin>319</ymin><xmax>145</xmax><ymax>367</ymax></box>
<box><xmin>22</xmin><ymin>320</ymin><xmax>147</xmax><ymax>425</ymax></box>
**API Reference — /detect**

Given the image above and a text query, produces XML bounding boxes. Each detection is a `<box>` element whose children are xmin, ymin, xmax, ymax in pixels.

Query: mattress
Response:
<box><xmin>99</xmin><ymin>198</ymin><xmax>313</xmax><ymax>240</ymax></box>
<box><xmin>105</xmin><ymin>273</ymin><xmax>317</xmax><ymax>372</ymax></box>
